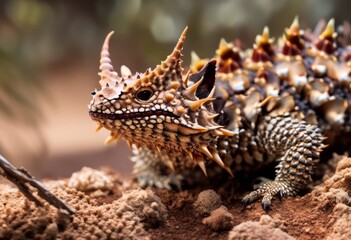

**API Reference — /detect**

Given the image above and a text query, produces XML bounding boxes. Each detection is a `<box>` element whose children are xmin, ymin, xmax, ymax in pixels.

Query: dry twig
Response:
<box><xmin>0</xmin><ymin>154</ymin><xmax>75</xmax><ymax>214</ymax></box>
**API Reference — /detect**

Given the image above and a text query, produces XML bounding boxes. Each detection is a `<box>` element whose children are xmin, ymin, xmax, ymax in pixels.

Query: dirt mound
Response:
<box><xmin>0</xmin><ymin>168</ymin><xmax>167</xmax><ymax>239</ymax></box>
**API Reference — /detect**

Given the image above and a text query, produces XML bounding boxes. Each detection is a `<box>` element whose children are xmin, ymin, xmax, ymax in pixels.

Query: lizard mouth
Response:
<box><xmin>89</xmin><ymin>110</ymin><xmax>177</xmax><ymax>120</ymax></box>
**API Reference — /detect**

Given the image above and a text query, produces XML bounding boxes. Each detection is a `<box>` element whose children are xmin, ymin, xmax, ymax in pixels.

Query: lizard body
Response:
<box><xmin>89</xmin><ymin>18</ymin><xmax>351</xmax><ymax>209</ymax></box>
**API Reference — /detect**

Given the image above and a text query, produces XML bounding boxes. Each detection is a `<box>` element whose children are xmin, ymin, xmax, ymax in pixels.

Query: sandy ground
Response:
<box><xmin>0</xmin><ymin>154</ymin><xmax>350</xmax><ymax>239</ymax></box>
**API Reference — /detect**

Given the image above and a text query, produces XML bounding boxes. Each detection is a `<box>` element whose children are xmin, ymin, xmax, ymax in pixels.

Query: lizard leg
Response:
<box><xmin>242</xmin><ymin>114</ymin><xmax>325</xmax><ymax>210</ymax></box>
<box><xmin>131</xmin><ymin>146</ymin><xmax>185</xmax><ymax>190</ymax></box>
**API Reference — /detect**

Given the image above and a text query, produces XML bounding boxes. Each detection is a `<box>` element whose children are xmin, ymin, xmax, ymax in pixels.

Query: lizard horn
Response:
<box><xmin>99</xmin><ymin>31</ymin><xmax>115</xmax><ymax>73</ymax></box>
<box><xmin>165</xmin><ymin>26</ymin><xmax>188</xmax><ymax>63</ymax></box>
<box><xmin>142</xmin><ymin>27</ymin><xmax>188</xmax><ymax>82</ymax></box>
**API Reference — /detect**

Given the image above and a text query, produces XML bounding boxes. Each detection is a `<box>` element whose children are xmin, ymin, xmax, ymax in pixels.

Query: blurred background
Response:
<box><xmin>0</xmin><ymin>0</ymin><xmax>350</xmax><ymax>179</ymax></box>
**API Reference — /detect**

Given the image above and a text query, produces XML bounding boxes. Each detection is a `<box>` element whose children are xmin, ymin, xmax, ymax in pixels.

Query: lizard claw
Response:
<box><xmin>262</xmin><ymin>201</ymin><xmax>271</xmax><ymax>211</ymax></box>
<box><xmin>242</xmin><ymin>196</ymin><xmax>253</xmax><ymax>205</ymax></box>
<box><xmin>242</xmin><ymin>179</ymin><xmax>295</xmax><ymax>210</ymax></box>
<box><xmin>242</xmin><ymin>190</ymin><xmax>261</xmax><ymax>205</ymax></box>
<box><xmin>279</xmin><ymin>189</ymin><xmax>286</xmax><ymax>199</ymax></box>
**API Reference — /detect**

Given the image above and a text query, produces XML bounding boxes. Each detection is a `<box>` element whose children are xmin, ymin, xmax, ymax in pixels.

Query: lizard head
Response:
<box><xmin>89</xmin><ymin>28</ymin><xmax>236</xmax><ymax>174</ymax></box>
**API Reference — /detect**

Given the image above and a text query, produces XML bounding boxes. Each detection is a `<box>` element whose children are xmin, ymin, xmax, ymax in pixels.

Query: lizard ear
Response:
<box><xmin>139</xmin><ymin>27</ymin><xmax>188</xmax><ymax>86</ymax></box>
<box><xmin>189</xmin><ymin>59</ymin><xmax>217</xmax><ymax>99</ymax></box>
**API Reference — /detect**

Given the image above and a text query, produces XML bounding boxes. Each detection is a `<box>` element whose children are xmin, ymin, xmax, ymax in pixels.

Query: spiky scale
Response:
<box><xmin>96</xmin><ymin>123</ymin><xmax>103</xmax><ymax>131</ymax></box>
<box><xmin>197</xmin><ymin>161</ymin><xmax>208</xmax><ymax>176</ymax></box>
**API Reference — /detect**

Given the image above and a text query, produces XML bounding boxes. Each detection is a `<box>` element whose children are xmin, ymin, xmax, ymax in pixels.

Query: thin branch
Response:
<box><xmin>0</xmin><ymin>154</ymin><xmax>75</xmax><ymax>215</ymax></box>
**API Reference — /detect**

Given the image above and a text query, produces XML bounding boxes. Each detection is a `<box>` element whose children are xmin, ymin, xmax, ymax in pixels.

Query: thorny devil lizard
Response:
<box><xmin>89</xmin><ymin>17</ymin><xmax>351</xmax><ymax>210</ymax></box>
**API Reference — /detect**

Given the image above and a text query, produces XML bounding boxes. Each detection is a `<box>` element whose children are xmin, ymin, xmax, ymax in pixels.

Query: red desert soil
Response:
<box><xmin>0</xmin><ymin>155</ymin><xmax>350</xmax><ymax>239</ymax></box>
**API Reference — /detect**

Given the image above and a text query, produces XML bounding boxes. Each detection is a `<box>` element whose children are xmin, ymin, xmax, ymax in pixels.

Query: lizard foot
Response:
<box><xmin>242</xmin><ymin>179</ymin><xmax>296</xmax><ymax>211</ymax></box>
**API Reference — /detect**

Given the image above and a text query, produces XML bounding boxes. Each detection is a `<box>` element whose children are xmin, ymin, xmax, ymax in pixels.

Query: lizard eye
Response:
<box><xmin>136</xmin><ymin>88</ymin><xmax>154</xmax><ymax>101</ymax></box>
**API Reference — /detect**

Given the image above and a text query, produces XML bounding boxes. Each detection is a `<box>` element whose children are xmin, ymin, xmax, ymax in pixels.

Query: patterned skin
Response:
<box><xmin>89</xmin><ymin>17</ymin><xmax>351</xmax><ymax>210</ymax></box>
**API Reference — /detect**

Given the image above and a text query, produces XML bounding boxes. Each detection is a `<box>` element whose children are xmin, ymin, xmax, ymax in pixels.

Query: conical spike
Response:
<box><xmin>121</xmin><ymin>65</ymin><xmax>132</xmax><ymax>77</ymax></box>
<box><xmin>200</xmin><ymin>144</ymin><xmax>213</xmax><ymax>159</ymax></box>
<box><xmin>183</xmin><ymin>77</ymin><xmax>204</xmax><ymax>98</ymax></box>
<box><xmin>277</xmin><ymin>35</ymin><xmax>285</xmax><ymax>48</ymax></box>
<box><xmin>262</xmin><ymin>26</ymin><xmax>270</xmax><ymax>40</ymax></box>
<box><xmin>165</xmin><ymin>159</ymin><xmax>175</xmax><ymax>172</ymax></box>
<box><xmin>290</xmin><ymin>16</ymin><xmax>300</xmax><ymax>32</ymax></box>
<box><xmin>320</xmin><ymin>18</ymin><xmax>335</xmax><ymax>39</ymax></box>
<box><xmin>256</xmin><ymin>26</ymin><xmax>270</xmax><ymax>45</ymax></box>
<box><xmin>194</xmin><ymin>97</ymin><xmax>215</xmax><ymax>111</ymax></box>
<box><xmin>193</xmin><ymin>125</ymin><xmax>208</xmax><ymax>132</ymax></box>
<box><xmin>184</xmin><ymin>98</ymin><xmax>214</xmax><ymax>111</ymax></box>
<box><xmin>207</xmin><ymin>85</ymin><xmax>216</xmax><ymax>98</ymax></box>
<box><xmin>207</xmin><ymin>125</ymin><xmax>223</xmax><ymax>130</ymax></box>
<box><xmin>140</xmin><ymin>27</ymin><xmax>188</xmax><ymax>85</ymax></box>
<box><xmin>170</xmin><ymin>26</ymin><xmax>188</xmax><ymax>60</ymax></box>
<box><xmin>96</xmin><ymin>123</ymin><xmax>103</xmax><ymax>132</ymax></box>
<box><xmin>197</xmin><ymin>161</ymin><xmax>208</xmax><ymax>176</ymax></box>
<box><xmin>211</xmin><ymin>150</ymin><xmax>225</xmax><ymax>168</ymax></box>
<box><xmin>187</xmin><ymin>151</ymin><xmax>194</xmax><ymax>160</ymax></box>
<box><xmin>213</xmin><ymin>129</ymin><xmax>224</xmax><ymax>136</ymax></box>
<box><xmin>206</xmin><ymin>113</ymin><xmax>219</xmax><ymax>121</ymax></box>
<box><xmin>223</xmin><ymin>164</ymin><xmax>234</xmax><ymax>177</ymax></box>
<box><xmin>104</xmin><ymin>134</ymin><xmax>119</xmax><ymax>144</ymax></box>
<box><xmin>216</xmin><ymin>38</ymin><xmax>235</xmax><ymax>59</ymax></box>
<box><xmin>183</xmin><ymin>69</ymin><xmax>191</xmax><ymax>86</ymax></box>
<box><xmin>218</xmin><ymin>128</ymin><xmax>237</xmax><ymax>137</ymax></box>
<box><xmin>154</xmin><ymin>27</ymin><xmax>188</xmax><ymax>74</ymax></box>
<box><xmin>100</xmin><ymin>31</ymin><xmax>115</xmax><ymax>72</ymax></box>
<box><xmin>104</xmin><ymin>136</ymin><xmax>114</xmax><ymax>144</ymax></box>
<box><xmin>259</xmin><ymin>95</ymin><xmax>276</xmax><ymax>107</ymax></box>
<box><xmin>191</xmin><ymin>51</ymin><xmax>200</xmax><ymax>66</ymax></box>
<box><xmin>219</xmin><ymin>38</ymin><xmax>230</xmax><ymax>49</ymax></box>
<box><xmin>126</xmin><ymin>140</ymin><xmax>133</xmax><ymax>149</ymax></box>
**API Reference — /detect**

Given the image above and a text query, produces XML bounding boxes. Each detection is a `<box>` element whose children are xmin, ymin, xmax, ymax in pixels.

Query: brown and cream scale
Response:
<box><xmin>89</xmin><ymin>17</ymin><xmax>351</xmax><ymax>209</ymax></box>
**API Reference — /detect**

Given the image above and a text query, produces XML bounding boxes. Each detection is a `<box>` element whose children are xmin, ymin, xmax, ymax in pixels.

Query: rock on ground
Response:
<box><xmin>228</xmin><ymin>215</ymin><xmax>295</xmax><ymax>240</ymax></box>
<box><xmin>312</xmin><ymin>154</ymin><xmax>351</xmax><ymax>209</ymax></box>
<box><xmin>193</xmin><ymin>189</ymin><xmax>222</xmax><ymax>216</ymax></box>
<box><xmin>202</xmin><ymin>207</ymin><xmax>234</xmax><ymax>231</ymax></box>
<box><xmin>311</xmin><ymin>154</ymin><xmax>351</xmax><ymax>240</ymax></box>
<box><xmin>67</xmin><ymin>167</ymin><xmax>114</xmax><ymax>193</ymax></box>
<box><xmin>326</xmin><ymin>203</ymin><xmax>351</xmax><ymax>240</ymax></box>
